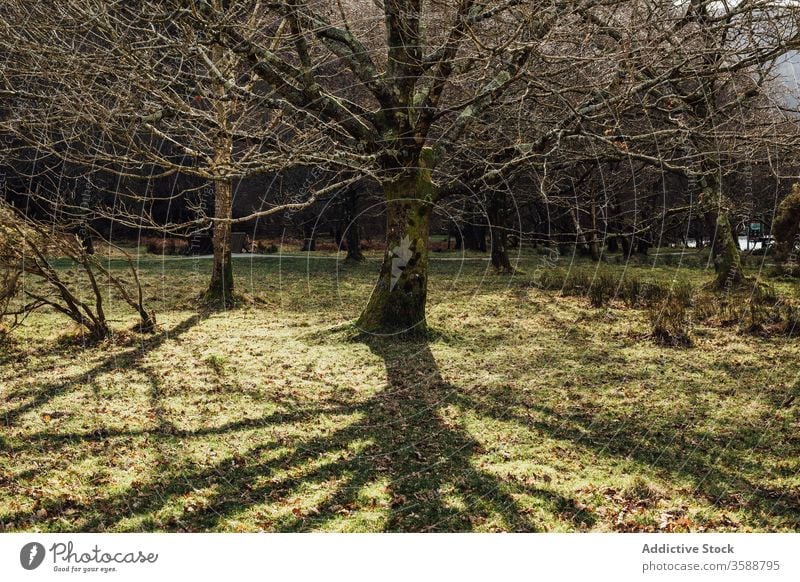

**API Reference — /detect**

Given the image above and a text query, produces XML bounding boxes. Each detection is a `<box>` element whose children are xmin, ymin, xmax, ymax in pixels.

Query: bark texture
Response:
<box><xmin>205</xmin><ymin>178</ymin><xmax>234</xmax><ymax>308</ymax></box>
<box><xmin>356</xmin><ymin>150</ymin><xmax>435</xmax><ymax>334</ymax></box>
<box><xmin>704</xmin><ymin>181</ymin><xmax>744</xmax><ymax>290</ymax></box>
<box><xmin>774</xmin><ymin>184</ymin><xmax>800</xmax><ymax>270</ymax></box>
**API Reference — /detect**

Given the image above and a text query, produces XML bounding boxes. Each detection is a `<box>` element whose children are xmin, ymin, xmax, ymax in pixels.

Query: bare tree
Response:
<box><xmin>0</xmin><ymin>199</ymin><xmax>154</xmax><ymax>340</ymax></box>
<box><xmin>0</xmin><ymin>1</ymin><xmax>341</xmax><ymax>308</ymax></box>
<box><xmin>203</xmin><ymin>0</ymin><xmax>598</xmax><ymax>333</ymax></box>
<box><xmin>4</xmin><ymin>0</ymin><xmax>800</xmax><ymax>327</ymax></box>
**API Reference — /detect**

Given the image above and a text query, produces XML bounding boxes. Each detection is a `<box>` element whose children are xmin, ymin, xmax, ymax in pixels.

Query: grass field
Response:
<box><xmin>1</xmin><ymin>248</ymin><xmax>799</xmax><ymax>532</ymax></box>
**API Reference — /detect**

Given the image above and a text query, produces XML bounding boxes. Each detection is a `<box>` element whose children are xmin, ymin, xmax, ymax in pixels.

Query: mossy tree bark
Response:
<box><xmin>703</xmin><ymin>175</ymin><xmax>744</xmax><ymax>289</ymax></box>
<box><xmin>773</xmin><ymin>184</ymin><xmax>800</xmax><ymax>269</ymax></box>
<box><xmin>711</xmin><ymin>208</ymin><xmax>744</xmax><ymax>289</ymax></box>
<box><xmin>356</xmin><ymin>151</ymin><xmax>435</xmax><ymax>334</ymax></box>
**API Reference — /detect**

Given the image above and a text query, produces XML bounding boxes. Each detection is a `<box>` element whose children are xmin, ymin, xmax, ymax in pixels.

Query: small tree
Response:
<box><xmin>0</xmin><ymin>267</ymin><xmax>22</xmax><ymax>337</ymax></box>
<box><xmin>0</xmin><ymin>201</ymin><xmax>155</xmax><ymax>341</ymax></box>
<box><xmin>0</xmin><ymin>1</ymin><xmax>325</xmax><ymax>308</ymax></box>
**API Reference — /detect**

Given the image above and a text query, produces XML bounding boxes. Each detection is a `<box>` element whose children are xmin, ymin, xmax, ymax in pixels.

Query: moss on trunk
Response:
<box><xmin>774</xmin><ymin>184</ymin><xmax>800</xmax><ymax>271</ymax></box>
<box><xmin>711</xmin><ymin>209</ymin><xmax>744</xmax><ymax>289</ymax></box>
<box><xmin>356</xmin><ymin>149</ymin><xmax>435</xmax><ymax>334</ymax></box>
<box><xmin>703</xmin><ymin>183</ymin><xmax>744</xmax><ymax>290</ymax></box>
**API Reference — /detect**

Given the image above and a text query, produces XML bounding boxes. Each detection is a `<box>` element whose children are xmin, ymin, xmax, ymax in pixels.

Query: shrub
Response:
<box><xmin>660</xmin><ymin>253</ymin><xmax>680</xmax><ymax>267</ymax></box>
<box><xmin>531</xmin><ymin>267</ymin><xmax>566</xmax><ymax>291</ymax></box>
<box><xmin>752</xmin><ymin>281</ymin><xmax>778</xmax><ymax>305</ymax></box>
<box><xmin>564</xmin><ymin>269</ymin><xmax>592</xmax><ymax>295</ymax></box>
<box><xmin>588</xmin><ymin>272</ymin><xmax>618</xmax><ymax>307</ymax></box>
<box><xmin>248</xmin><ymin>240</ymin><xmax>281</xmax><ymax>254</ymax></box>
<box><xmin>0</xmin><ymin>201</ymin><xmax>155</xmax><ymax>340</ymax></box>
<box><xmin>0</xmin><ymin>268</ymin><xmax>21</xmax><ymax>338</ymax></box>
<box><xmin>672</xmin><ymin>279</ymin><xmax>694</xmax><ymax>307</ymax></box>
<box><xmin>145</xmin><ymin>237</ymin><xmax>188</xmax><ymax>255</ymax></box>
<box><xmin>783</xmin><ymin>302</ymin><xmax>800</xmax><ymax>337</ymax></box>
<box><xmin>744</xmin><ymin>301</ymin><xmax>768</xmax><ymax>335</ymax></box>
<box><xmin>145</xmin><ymin>237</ymin><xmax>161</xmax><ymax>254</ymax></box>
<box><xmin>620</xmin><ymin>275</ymin><xmax>643</xmax><ymax>306</ymax></box>
<box><xmin>640</xmin><ymin>281</ymin><xmax>669</xmax><ymax>305</ymax></box>
<box><xmin>619</xmin><ymin>276</ymin><xmax>678</xmax><ymax>308</ymax></box>
<box><xmin>739</xmin><ymin>282</ymin><xmax>780</xmax><ymax>335</ymax></box>
<box><xmin>648</xmin><ymin>294</ymin><xmax>692</xmax><ymax>347</ymax></box>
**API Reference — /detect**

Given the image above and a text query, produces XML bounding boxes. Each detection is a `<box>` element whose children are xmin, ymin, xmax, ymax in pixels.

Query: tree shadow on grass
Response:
<box><xmin>143</xmin><ymin>337</ymin><xmax>583</xmax><ymax>531</ymax></box>
<box><xmin>1</xmin><ymin>314</ymin><xmax>204</xmax><ymax>427</ymax></box>
<box><xmin>6</xmin><ymin>320</ymin><xmax>797</xmax><ymax>531</ymax></box>
<box><xmin>452</xmin><ymin>385</ymin><xmax>800</xmax><ymax>530</ymax></box>
<box><xmin>273</xmin><ymin>337</ymin><xmax>546</xmax><ymax>531</ymax></box>
<box><xmin>3</xmin><ymin>335</ymin><xmax>595</xmax><ymax>532</ymax></box>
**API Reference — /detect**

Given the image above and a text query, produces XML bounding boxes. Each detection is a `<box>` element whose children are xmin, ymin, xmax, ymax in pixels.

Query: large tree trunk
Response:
<box><xmin>205</xmin><ymin>178</ymin><xmax>234</xmax><ymax>307</ymax></box>
<box><xmin>357</xmin><ymin>154</ymin><xmax>435</xmax><ymax>334</ymax></box>
<box><xmin>773</xmin><ymin>184</ymin><xmax>800</xmax><ymax>271</ymax></box>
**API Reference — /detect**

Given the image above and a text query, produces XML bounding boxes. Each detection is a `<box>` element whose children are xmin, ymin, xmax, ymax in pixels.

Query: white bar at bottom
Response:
<box><xmin>1</xmin><ymin>533</ymin><xmax>797</xmax><ymax>582</ymax></box>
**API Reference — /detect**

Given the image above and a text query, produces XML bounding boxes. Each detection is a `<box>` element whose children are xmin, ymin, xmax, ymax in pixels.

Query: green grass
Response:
<box><xmin>1</xmin><ymin>250</ymin><xmax>799</xmax><ymax>532</ymax></box>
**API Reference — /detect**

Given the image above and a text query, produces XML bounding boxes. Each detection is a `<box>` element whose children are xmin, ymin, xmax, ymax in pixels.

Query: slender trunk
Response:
<box><xmin>357</xmin><ymin>152</ymin><xmax>435</xmax><ymax>334</ymax></box>
<box><xmin>489</xmin><ymin>224</ymin><xmax>512</xmax><ymax>272</ymax></box>
<box><xmin>589</xmin><ymin>201</ymin><xmax>601</xmax><ymax>262</ymax></box>
<box><xmin>81</xmin><ymin>232</ymin><xmax>94</xmax><ymax>255</ymax></box>
<box><xmin>206</xmin><ymin>178</ymin><xmax>234</xmax><ymax>307</ymax></box>
<box><xmin>704</xmin><ymin>177</ymin><xmax>744</xmax><ymax>289</ymax></box>
<box><xmin>301</xmin><ymin>223</ymin><xmax>316</xmax><ymax>251</ymax></box>
<box><xmin>621</xmin><ymin>234</ymin><xmax>632</xmax><ymax>256</ymax></box>
<box><xmin>570</xmin><ymin>207</ymin><xmax>591</xmax><ymax>256</ymax></box>
<box><xmin>345</xmin><ymin>188</ymin><xmax>364</xmax><ymax>262</ymax></box>
<box><xmin>452</xmin><ymin>225</ymin><xmax>464</xmax><ymax>250</ymax></box>
<box><xmin>488</xmin><ymin>191</ymin><xmax>513</xmax><ymax>272</ymax></box>
<box><xmin>346</xmin><ymin>223</ymin><xmax>364</xmax><ymax>262</ymax></box>
<box><xmin>204</xmin><ymin>30</ymin><xmax>235</xmax><ymax>309</ymax></box>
